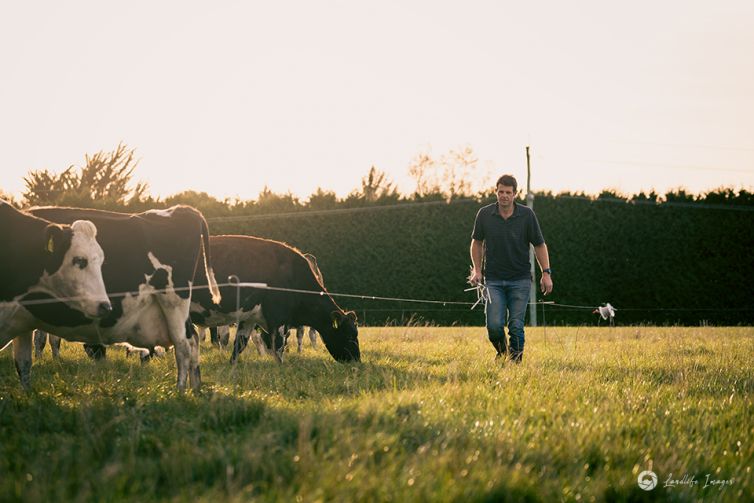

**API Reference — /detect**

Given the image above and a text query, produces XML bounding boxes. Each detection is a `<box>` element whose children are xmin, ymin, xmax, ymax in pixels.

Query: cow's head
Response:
<box><xmin>37</xmin><ymin>220</ymin><xmax>111</xmax><ymax>319</ymax></box>
<box><xmin>320</xmin><ymin>310</ymin><xmax>360</xmax><ymax>362</ymax></box>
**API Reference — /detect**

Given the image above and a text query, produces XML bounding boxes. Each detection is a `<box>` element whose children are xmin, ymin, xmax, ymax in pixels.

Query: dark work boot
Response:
<box><xmin>492</xmin><ymin>340</ymin><xmax>507</xmax><ymax>361</ymax></box>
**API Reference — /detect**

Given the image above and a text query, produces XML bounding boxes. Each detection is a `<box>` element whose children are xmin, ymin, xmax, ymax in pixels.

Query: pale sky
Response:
<box><xmin>2</xmin><ymin>0</ymin><xmax>753</xmax><ymax>202</ymax></box>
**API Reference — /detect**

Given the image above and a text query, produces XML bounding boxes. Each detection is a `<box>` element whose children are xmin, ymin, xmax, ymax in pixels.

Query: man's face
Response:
<box><xmin>496</xmin><ymin>184</ymin><xmax>516</xmax><ymax>208</ymax></box>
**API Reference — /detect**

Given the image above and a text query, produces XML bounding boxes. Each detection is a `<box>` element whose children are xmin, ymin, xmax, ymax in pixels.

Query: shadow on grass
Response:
<box><xmin>0</xmin><ymin>390</ymin><xmax>289</xmax><ymax>501</ymax></box>
<box><xmin>0</xmin><ymin>379</ymin><xmax>475</xmax><ymax>502</ymax></box>
<box><xmin>0</xmin><ymin>345</ymin><xmax>536</xmax><ymax>501</ymax></box>
<box><xmin>3</xmin><ymin>348</ymin><xmax>743</xmax><ymax>502</ymax></box>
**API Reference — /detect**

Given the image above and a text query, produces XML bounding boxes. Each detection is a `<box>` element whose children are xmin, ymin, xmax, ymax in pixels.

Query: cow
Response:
<box><xmin>189</xmin><ymin>235</ymin><xmax>360</xmax><ymax>364</ymax></box>
<box><xmin>24</xmin><ymin>205</ymin><xmax>221</xmax><ymax>391</ymax></box>
<box><xmin>1</xmin><ymin>200</ymin><xmax>111</xmax><ymax>388</ymax></box>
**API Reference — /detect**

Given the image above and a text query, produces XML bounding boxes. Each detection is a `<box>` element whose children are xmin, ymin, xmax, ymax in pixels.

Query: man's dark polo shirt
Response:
<box><xmin>471</xmin><ymin>202</ymin><xmax>545</xmax><ymax>281</ymax></box>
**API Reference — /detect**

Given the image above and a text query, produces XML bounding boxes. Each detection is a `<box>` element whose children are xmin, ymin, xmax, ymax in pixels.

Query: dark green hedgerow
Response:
<box><xmin>209</xmin><ymin>196</ymin><xmax>754</xmax><ymax>326</ymax></box>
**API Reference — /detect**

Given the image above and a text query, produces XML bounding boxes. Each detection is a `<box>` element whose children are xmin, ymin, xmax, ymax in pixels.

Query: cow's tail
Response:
<box><xmin>200</xmin><ymin>217</ymin><xmax>222</xmax><ymax>304</ymax></box>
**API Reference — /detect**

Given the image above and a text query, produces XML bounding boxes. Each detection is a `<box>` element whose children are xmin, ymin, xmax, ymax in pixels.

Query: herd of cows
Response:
<box><xmin>0</xmin><ymin>200</ymin><xmax>361</xmax><ymax>391</ymax></box>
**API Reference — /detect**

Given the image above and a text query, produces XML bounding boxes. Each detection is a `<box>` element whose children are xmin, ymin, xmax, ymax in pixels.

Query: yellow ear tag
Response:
<box><xmin>332</xmin><ymin>318</ymin><xmax>339</xmax><ymax>329</ymax></box>
<box><xmin>46</xmin><ymin>236</ymin><xmax>55</xmax><ymax>253</ymax></box>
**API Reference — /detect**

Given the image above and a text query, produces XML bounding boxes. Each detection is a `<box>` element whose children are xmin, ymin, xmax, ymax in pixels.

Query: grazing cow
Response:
<box><xmin>1</xmin><ymin>200</ymin><xmax>110</xmax><ymax>388</ymax></box>
<box><xmin>24</xmin><ymin>205</ymin><xmax>221</xmax><ymax>391</ymax></box>
<box><xmin>189</xmin><ymin>235</ymin><xmax>360</xmax><ymax>364</ymax></box>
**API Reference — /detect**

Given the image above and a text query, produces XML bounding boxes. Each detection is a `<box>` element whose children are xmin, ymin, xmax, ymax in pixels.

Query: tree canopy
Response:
<box><xmin>5</xmin><ymin>143</ymin><xmax>752</xmax><ymax>214</ymax></box>
<box><xmin>22</xmin><ymin>143</ymin><xmax>149</xmax><ymax>208</ymax></box>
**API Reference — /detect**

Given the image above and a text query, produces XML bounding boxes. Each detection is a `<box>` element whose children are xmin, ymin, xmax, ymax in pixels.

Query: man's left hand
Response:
<box><xmin>540</xmin><ymin>274</ymin><xmax>553</xmax><ymax>295</ymax></box>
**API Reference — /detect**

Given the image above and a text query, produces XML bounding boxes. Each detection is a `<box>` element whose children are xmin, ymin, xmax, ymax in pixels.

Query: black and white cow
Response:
<box><xmin>24</xmin><ymin>205</ymin><xmax>221</xmax><ymax>391</ymax></box>
<box><xmin>1</xmin><ymin>200</ymin><xmax>110</xmax><ymax>388</ymax></box>
<box><xmin>190</xmin><ymin>235</ymin><xmax>360</xmax><ymax>364</ymax></box>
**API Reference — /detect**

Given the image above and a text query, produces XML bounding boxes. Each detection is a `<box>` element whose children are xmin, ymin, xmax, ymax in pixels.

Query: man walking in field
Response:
<box><xmin>469</xmin><ymin>174</ymin><xmax>553</xmax><ymax>363</ymax></box>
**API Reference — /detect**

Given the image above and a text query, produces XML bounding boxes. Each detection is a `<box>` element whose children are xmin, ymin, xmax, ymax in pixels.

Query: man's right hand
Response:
<box><xmin>468</xmin><ymin>270</ymin><xmax>483</xmax><ymax>286</ymax></box>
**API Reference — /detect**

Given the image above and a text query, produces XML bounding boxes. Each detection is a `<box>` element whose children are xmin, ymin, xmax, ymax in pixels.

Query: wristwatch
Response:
<box><xmin>542</xmin><ymin>268</ymin><xmax>552</xmax><ymax>275</ymax></box>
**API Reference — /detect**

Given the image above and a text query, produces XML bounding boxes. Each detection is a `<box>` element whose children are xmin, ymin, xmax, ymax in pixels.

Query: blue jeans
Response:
<box><xmin>485</xmin><ymin>279</ymin><xmax>531</xmax><ymax>361</ymax></box>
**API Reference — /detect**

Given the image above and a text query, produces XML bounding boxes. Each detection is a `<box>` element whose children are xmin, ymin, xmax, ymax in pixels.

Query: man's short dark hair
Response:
<box><xmin>496</xmin><ymin>174</ymin><xmax>518</xmax><ymax>192</ymax></box>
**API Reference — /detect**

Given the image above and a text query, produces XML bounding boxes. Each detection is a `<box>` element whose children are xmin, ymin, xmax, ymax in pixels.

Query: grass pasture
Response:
<box><xmin>1</xmin><ymin>326</ymin><xmax>753</xmax><ymax>502</ymax></box>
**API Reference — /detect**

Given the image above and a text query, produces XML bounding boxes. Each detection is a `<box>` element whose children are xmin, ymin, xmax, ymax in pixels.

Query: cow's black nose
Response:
<box><xmin>97</xmin><ymin>302</ymin><xmax>112</xmax><ymax>318</ymax></box>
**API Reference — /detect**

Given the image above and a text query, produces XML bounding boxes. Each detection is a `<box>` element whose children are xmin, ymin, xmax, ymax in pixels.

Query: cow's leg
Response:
<box><xmin>173</xmin><ymin>337</ymin><xmax>192</xmax><ymax>392</ymax></box>
<box><xmin>250</xmin><ymin>328</ymin><xmax>266</xmax><ymax>355</ymax></box>
<box><xmin>220</xmin><ymin>326</ymin><xmax>230</xmax><ymax>348</ymax></box>
<box><xmin>210</xmin><ymin>327</ymin><xmax>220</xmax><ymax>347</ymax></box>
<box><xmin>33</xmin><ymin>330</ymin><xmax>47</xmax><ymax>359</ymax></box>
<box><xmin>140</xmin><ymin>347</ymin><xmax>153</xmax><ymax>363</ymax></box>
<box><xmin>188</xmin><ymin>325</ymin><xmax>201</xmax><ymax>391</ymax></box>
<box><xmin>49</xmin><ymin>335</ymin><xmax>61</xmax><ymax>359</ymax></box>
<box><xmin>230</xmin><ymin>322</ymin><xmax>253</xmax><ymax>364</ymax></box>
<box><xmin>259</xmin><ymin>329</ymin><xmax>272</xmax><ymax>353</ymax></box>
<box><xmin>259</xmin><ymin>326</ymin><xmax>285</xmax><ymax>363</ymax></box>
<box><xmin>194</xmin><ymin>327</ymin><xmax>205</xmax><ymax>344</ymax></box>
<box><xmin>13</xmin><ymin>333</ymin><xmax>33</xmax><ymax>391</ymax></box>
<box><xmin>84</xmin><ymin>344</ymin><xmax>107</xmax><ymax>360</ymax></box>
<box><xmin>255</xmin><ymin>303</ymin><xmax>287</xmax><ymax>362</ymax></box>
<box><xmin>296</xmin><ymin>326</ymin><xmax>304</xmax><ymax>353</ymax></box>
<box><xmin>283</xmin><ymin>327</ymin><xmax>292</xmax><ymax>354</ymax></box>
<box><xmin>273</xmin><ymin>326</ymin><xmax>286</xmax><ymax>363</ymax></box>
<box><xmin>158</xmin><ymin>301</ymin><xmax>196</xmax><ymax>392</ymax></box>
<box><xmin>308</xmin><ymin>328</ymin><xmax>318</xmax><ymax>348</ymax></box>
<box><xmin>181</xmin><ymin>319</ymin><xmax>201</xmax><ymax>392</ymax></box>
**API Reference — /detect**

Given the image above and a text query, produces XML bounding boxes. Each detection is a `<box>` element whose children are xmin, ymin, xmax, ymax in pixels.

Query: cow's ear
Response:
<box><xmin>44</xmin><ymin>224</ymin><xmax>64</xmax><ymax>254</ymax></box>
<box><xmin>331</xmin><ymin>311</ymin><xmax>342</xmax><ymax>329</ymax></box>
<box><xmin>346</xmin><ymin>311</ymin><xmax>358</xmax><ymax>324</ymax></box>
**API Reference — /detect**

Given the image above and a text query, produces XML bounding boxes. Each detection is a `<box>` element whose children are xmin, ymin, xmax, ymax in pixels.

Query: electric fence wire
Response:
<box><xmin>10</xmin><ymin>281</ymin><xmax>749</xmax><ymax>315</ymax></box>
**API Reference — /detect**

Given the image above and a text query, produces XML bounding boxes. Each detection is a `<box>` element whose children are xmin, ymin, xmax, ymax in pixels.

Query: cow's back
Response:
<box><xmin>192</xmin><ymin>235</ymin><xmax>320</xmax><ymax>313</ymax></box>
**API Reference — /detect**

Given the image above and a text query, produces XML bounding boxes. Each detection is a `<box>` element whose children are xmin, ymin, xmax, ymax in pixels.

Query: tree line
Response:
<box><xmin>5</xmin><ymin>143</ymin><xmax>752</xmax><ymax>214</ymax></box>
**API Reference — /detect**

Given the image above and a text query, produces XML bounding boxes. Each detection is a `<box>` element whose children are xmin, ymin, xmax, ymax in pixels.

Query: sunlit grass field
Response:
<box><xmin>1</xmin><ymin>326</ymin><xmax>752</xmax><ymax>502</ymax></box>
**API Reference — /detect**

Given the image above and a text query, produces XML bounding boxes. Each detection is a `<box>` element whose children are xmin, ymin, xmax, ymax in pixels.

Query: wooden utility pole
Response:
<box><xmin>526</xmin><ymin>146</ymin><xmax>537</xmax><ymax>327</ymax></box>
